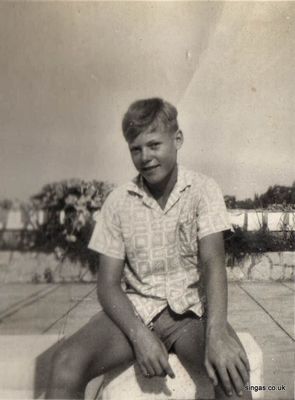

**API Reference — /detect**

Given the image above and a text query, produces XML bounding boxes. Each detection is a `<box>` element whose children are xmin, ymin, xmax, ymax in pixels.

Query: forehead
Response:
<box><xmin>128</xmin><ymin>128</ymin><xmax>171</xmax><ymax>146</ymax></box>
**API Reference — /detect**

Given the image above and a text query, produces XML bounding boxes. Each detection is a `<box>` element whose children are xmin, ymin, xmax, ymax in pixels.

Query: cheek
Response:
<box><xmin>130</xmin><ymin>154</ymin><xmax>140</xmax><ymax>168</ymax></box>
<box><xmin>160</xmin><ymin>147</ymin><xmax>176</xmax><ymax>163</ymax></box>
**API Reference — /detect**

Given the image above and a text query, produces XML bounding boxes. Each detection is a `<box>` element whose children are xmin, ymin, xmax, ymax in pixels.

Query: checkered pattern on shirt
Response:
<box><xmin>88</xmin><ymin>166</ymin><xmax>231</xmax><ymax>325</ymax></box>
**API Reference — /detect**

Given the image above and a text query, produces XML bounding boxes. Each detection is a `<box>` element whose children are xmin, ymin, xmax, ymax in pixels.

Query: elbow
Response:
<box><xmin>96</xmin><ymin>273</ymin><xmax>108</xmax><ymax>302</ymax></box>
<box><xmin>96</xmin><ymin>280</ymin><xmax>103</xmax><ymax>302</ymax></box>
<box><xmin>96</xmin><ymin>278</ymin><xmax>122</xmax><ymax>304</ymax></box>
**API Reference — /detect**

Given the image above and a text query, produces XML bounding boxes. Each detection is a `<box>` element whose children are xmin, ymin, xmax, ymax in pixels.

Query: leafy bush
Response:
<box><xmin>224</xmin><ymin>225</ymin><xmax>295</xmax><ymax>264</ymax></box>
<box><xmin>28</xmin><ymin>179</ymin><xmax>114</xmax><ymax>271</ymax></box>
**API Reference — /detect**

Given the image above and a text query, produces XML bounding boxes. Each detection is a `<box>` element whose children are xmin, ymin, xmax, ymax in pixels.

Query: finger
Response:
<box><xmin>163</xmin><ymin>361</ymin><xmax>175</xmax><ymax>379</ymax></box>
<box><xmin>165</xmin><ymin>362</ymin><xmax>175</xmax><ymax>379</ymax></box>
<box><xmin>204</xmin><ymin>360</ymin><xmax>218</xmax><ymax>387</ymax></box>
<box><xmin>218</xmin><ymin>366</ymin><xmax>232</xmax><ymax>396</ymax></box>
<box><xmin>152</xmin><ymin>360</ymin><xmax>166</xmax><ymax>377</ymax></box>
<box><xmin>157</xmin><ymin>344</ymin><xmax>173</xmax><ymax>378</ymax></box>
<box><xmin>227</xmin><ymin>324</ymin><xmax>251</xmax><ymax>372</ymax></box>
<box><xmin>236</xmin><ymin>359</ymin><xmax>249</xmax><ymax>386</ymax></box>
<box><xmin>144</xmin><ymin>361</ymin><xmax>156</xmax><ymax>378</ymax></box>
<box><xmin>139</xmin><ymin>362</ymin><xmax>149</xmax><ymax>378</ymax></box>
<box><xmin>159</xmin><ymin>357</ymin><xmax>175</xmax><ymax>379</ymax></box>
<box><xmin>227</xmin><ymin>365</ymin><xmax>244</xmax><ymax>396</ymax></box>
<box><xmin>159</xmin><ymin>342</ymin><xmax>169</xmax><ymax>360</ymax></box>
<box><xmin>141</xmin><ymin>361</ymin><xmax>155</xmax><ymax>378</ymax></box>
<box><xmin>239</xmin><ymin>350</ymin><xmax>251</xmax><ymax>372</ymax></box>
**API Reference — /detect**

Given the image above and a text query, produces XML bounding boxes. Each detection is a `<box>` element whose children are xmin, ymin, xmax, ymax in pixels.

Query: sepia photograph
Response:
<box><xmin>0</xmin><ymin>1</ymin><xmax>294</xmax><ymax>399</ymax></box>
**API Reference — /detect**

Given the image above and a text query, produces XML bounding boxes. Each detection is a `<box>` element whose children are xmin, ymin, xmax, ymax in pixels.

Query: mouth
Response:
<box><xmin>141</xmin><ymin>165</ymin><xmax>159</xmax><ymax>173</ymax></box>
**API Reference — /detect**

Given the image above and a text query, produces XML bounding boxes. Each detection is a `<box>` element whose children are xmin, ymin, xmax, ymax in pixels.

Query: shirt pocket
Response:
<box><xmin>177</xmin><ymin>215</ymin><xmax>198</xmax><ymax>257</ymax></box>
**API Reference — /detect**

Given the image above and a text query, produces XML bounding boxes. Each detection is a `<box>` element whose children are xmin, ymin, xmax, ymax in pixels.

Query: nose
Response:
<box><xmin>141</xmin><ymin>147</ymin><xmax>152</xmax><ymax>164</ymax></box>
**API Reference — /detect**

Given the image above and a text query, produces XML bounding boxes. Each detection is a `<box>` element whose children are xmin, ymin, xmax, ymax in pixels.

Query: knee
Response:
<box><xmin>50</xmin><ymin>343</ymin><xmax>86</xmax><ymax>387</ymax></box>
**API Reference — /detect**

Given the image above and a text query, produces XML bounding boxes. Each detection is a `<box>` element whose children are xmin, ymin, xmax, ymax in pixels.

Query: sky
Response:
<box><xmin>0</xmin><ymin>1</ymin><xmax>294</xmax><ymax>201</ymax></box>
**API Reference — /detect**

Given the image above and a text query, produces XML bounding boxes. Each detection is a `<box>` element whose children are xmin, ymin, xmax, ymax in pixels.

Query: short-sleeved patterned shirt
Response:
<box><xmin>88</xmin><ymin>165</ymin><xmax>231</xmax><ymax>325</ymax></box>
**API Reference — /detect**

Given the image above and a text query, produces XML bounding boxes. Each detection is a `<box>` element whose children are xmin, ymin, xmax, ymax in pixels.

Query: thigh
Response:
<box><xmin>56</xmin><ymin>310</ymin><xmax>135</xmax><ymax>380</ymax></box>
<box><xmin>173</xmin><ymin>320</ymin><xmax>252</xmax><ymax>400</ymax></box>
<box><xmin>172</xmin><ymin>316</ymin><xmax>206</xmax><ymax>371</ymax></box>
<box><xmin>173</xmin><ymin>320</ymin><xmax>249</xmax><ymax>369</ymax></box>
<box><xmin>172</xmin><ymin>317</ymin><xmax>212</xmax><ymax>398</ymax></box>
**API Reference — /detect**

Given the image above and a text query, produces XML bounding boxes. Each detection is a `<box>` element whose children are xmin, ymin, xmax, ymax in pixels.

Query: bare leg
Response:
<box><xmin>173</xmin><ymin>320</ymin><xmax>252</xmax><ymax>400</ymax></box>
<box><xmin>46</xmin><ymin>311</ymin><xmax>134</xmax><ymax>399</ymax></box>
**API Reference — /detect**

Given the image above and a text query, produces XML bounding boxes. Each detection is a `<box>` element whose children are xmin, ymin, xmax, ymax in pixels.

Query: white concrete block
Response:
<box><xmin>102</xmin><ymin>354</ymin><xmax>204</xmax><ymax>400</ymax></box>
<box><xmin>0</xmin><ymin>333</ymin><xmax>263</xmax><ymax>400</ymax></box>
<box><xmin>239</xmin><ymin>333</ymin><xmax>263</xmax><ymax>386</ymax></box>
<box><xmin>226</xmin><ymin>266</ymin><xmax>246</xmax><ymax>281</ymax></box>
<box><xmin>0</xmin><ymin>335</ymin><xmax>104</xmax><ymax>400</ymax></box>
<box><xmin>271</xmin><ymin>265</ymin><xmax>285</xmax><ymax>280</ymax></box>
<box><xmin>0</xmin><ymin>335</ymin><xmax>63</xmax><ymax>399</ymax></box>
<box><xmin>281</xmin><ymin>251</ymin><xmax>295</xmax><ymax>267</ymax></box>
<box><xmin>250</xmin><ymin>255</ymin><xmax>271</xmax><ymax>281</ymax></box>
<box><xmin>102</xmin><ymin>332</ymin><xmax>263</xmax><ymax>400</ymax></box>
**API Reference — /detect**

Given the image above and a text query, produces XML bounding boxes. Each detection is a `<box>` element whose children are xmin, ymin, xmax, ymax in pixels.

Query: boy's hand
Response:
<box><xmin>132</xmin><ymin>325</ymin><xmax>175</xmax><ymax>379</ymax></box>
<box><xmin>205</xmin><ymin>327</ymin><xmax>250</xmax><ymax>397</ymax></box>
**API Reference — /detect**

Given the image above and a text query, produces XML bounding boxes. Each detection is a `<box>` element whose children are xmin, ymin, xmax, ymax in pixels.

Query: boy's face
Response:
<box><xmin>128</xmin><ymin>127</ymin><xmax>183</xmax><ymax>187</ymax></box>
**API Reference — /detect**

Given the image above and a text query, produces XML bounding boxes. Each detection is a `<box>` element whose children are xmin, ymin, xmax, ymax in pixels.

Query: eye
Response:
<box><xmin>150</xmin><ymin>142</ymin><xmax>160</xmax><ymax>150</ymax></box>
<box><xmin>130</xmin><ymin>147</ymin><xmax>140</xmax><ymax>155</ymax></box>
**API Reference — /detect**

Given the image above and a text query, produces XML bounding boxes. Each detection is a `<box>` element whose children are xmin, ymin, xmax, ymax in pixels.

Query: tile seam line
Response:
<box><xmin>0</xmin><ymin>284</ymin><xmax>61</xmax><ymax>322</ymax></box>
<box><xmin>280</xmin><ymin>281</ymin><xmax>295</xmax><ymax>293</ymax></box>
<box><xmin>42</xmin><ymin>285</ymin><xmax>97</xmax><ymax>334</ymax></box>
<box><xmin>0</xmin><ymin>285</ymin><xmax>52</xmax><ymax>316</ymax></box>
<box><xmin>237</xmin><ymin>283</ymin><xmax>294</xmax><ymax>342</ymax></box>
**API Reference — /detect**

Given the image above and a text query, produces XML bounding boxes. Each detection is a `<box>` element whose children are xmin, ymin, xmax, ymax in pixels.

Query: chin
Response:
<box><xmin>144</xmin><ymin>176</ymin><xmax>159</xmax><ymax>185</ymax></box>
<box><xmin>145</xmin><ymin>174</ymin><xmax>166</xmax><ymax>186</ymax></box>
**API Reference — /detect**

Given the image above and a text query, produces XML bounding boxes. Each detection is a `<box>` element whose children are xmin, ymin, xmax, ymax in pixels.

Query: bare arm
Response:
<box><xmin>199</xmin><ymin>232</ymin><xmax>250</xmax><ymax>396</ymax></box>
<box><xmin>97</xmin><ymin>254</ymin><xmax>175</xmax><ymax>378</ymax></box>
<box><xmin>199</xmin><ymin>232</ymin><xmax>228</xmax><ymax>334</ymax></box>
<box><xmin>97</xmin><ymin>254</ymin><xmax>144</xmax><ymax>341</ymax></box>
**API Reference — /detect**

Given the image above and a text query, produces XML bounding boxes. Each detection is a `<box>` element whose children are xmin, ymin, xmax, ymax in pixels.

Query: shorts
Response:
<box><xmin>148</xmin><ymin>306</ymin><xmax>204</xmax><ymax>352</ymax></box>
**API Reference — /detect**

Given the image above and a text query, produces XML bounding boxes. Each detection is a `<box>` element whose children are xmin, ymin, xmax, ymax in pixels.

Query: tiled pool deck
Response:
<box><xmin>0</xmin><ymin>282</ymin><xmax>294</xmax><ymax>400</ymax></box>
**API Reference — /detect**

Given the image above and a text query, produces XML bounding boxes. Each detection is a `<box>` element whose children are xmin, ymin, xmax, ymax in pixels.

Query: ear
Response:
<box><xmin>175</xmin><ymin>129</ymin><xmax>184</xmax><ymax>150</ymax></box>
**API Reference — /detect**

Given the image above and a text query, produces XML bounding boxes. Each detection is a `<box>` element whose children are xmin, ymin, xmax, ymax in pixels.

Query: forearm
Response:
<box><xmin>97</xmin><ymin>280</ymin><xmax>147</xmax><ymax>343</ymax></box>
<box><xmin>199</xmin><ymin>232</ymin><xmax>228</xmax><ymax>337</ymax></box>
<box><xmin>201</xmin><ymin>237</ymin><xmax>250</xmax><ymax>396</ymax></box>
<box><xmin>96</xmin><ymin>258</ymin><xmax>174</xmax><ymax>379</ymax></box>
<box><xmin>203</xmin><ymin>256</ymin><xmax>228</xmax><ymax>337</ymax></box>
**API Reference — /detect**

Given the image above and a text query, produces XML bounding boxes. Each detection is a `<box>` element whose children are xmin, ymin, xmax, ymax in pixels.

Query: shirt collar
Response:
<box><xmin>126</xmin><ymin>165</ymin><xmax>192</xmax><ymax>207</ymax></box>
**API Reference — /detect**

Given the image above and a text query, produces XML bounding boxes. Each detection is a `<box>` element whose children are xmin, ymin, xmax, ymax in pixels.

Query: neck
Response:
<box><xmin>144</xmin><ymin>164</ymin><xmax>178</xmax><ymax>201</ymax></box>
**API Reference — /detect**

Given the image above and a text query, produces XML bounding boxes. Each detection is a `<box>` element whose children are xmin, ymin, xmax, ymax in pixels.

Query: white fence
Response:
<box><xmin>229</xmin><ymin>210</ymin><xmax>295</xmax><ymax>231</ymax></box>
<box><xmin>0</xmin><ymin>209</ymin><xmax>294</xmax><ymax>232</ymax></box>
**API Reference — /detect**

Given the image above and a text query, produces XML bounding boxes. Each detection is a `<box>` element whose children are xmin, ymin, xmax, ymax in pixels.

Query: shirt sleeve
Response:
<box><xmin>196</xmin><ymin>177</ymin><xmax>232</xmax><ymax>240</ymax></box>
<box><xmin>88</xmin><ymin>191</ymin><xmax>125</xmax><ymax>260</ymax></box>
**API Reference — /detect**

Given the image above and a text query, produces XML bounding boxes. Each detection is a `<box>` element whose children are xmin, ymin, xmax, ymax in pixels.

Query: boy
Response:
<box><xmin>46</xmin><ymin>98</ymin><xmax>251</xmax><ymax>400</ymax></box>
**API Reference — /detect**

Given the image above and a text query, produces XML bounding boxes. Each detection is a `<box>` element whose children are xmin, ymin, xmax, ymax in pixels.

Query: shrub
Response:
<box><xmin>224</xmin><ymin>225</ymin><xmax>295</xmax><ymax>264</ymax></box>
<box><xmin>29</xmin><ymin>179</ymin><xmax>114</xmax><ymax>271</ymax></box>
